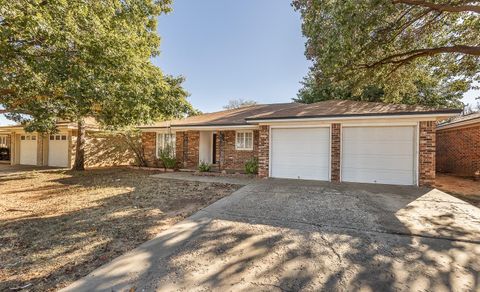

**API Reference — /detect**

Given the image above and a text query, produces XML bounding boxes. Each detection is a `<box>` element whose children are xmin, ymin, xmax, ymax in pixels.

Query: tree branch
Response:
<box><xmin>362</xmin><ymin>45</ymin><xmax>480</xmax><ymax>69</ymax></box>
<box><xmin>392</xmin><ymin>0</ymin><xmax>480</xmax><ymax>14</ymax></box>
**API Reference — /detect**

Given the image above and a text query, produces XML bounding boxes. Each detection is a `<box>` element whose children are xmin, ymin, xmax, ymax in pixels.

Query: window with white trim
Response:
<box><xmin>156</xmin><ymin>133</ymin><xmax>176</xmax><ymax>157</ymax></box>
<box><xmin>236</xmin><ymin>131</ymin><xmax>253</xmax><ymax>150</ymax></box>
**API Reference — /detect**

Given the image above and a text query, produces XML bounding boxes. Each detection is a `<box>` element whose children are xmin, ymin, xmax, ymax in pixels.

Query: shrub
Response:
<box><xmin>158</xmin><ymin>145</ymin><xmax>177</xmax><ymax>171</ymax></box>
<box><xmin>198</xmin><ymin>161</ymin><xmax>211</xmax><ymax>172</ymax></box>
<box><xmin>244</xmin><ymin>157</ymin><xmax>258</xmax><ymax>175</ymax></box>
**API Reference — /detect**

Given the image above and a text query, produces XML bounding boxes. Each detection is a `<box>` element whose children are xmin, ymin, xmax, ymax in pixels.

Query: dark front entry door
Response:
<box><xmin>212</xmin><ymin>133</ymin><xmax>217</xmax><ymax>164</ymax></box>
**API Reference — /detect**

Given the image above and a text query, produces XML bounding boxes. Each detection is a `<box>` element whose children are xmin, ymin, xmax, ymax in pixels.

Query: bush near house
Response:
<box><xmin>244</xmin><ymin>157</ymin><xmax>258</xmax><ymax>175</ymax></box>
<box><xmin>158</xmin><ymin>145</ymin><xmax>177</xmax><ymax>171</ymax></box>
<box><xmin>198</xmin><ymin>161</ymin><xmax>211</xmax><ymax>172</ymax></box>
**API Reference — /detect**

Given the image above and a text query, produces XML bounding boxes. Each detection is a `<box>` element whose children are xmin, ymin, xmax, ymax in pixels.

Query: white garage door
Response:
<box><xmin>48</xmin><ymin>134</ymin><xmax>69</xmax><ymax>167</ymax></box>
<box><xmin>20</xmin><ymin>134</ymin><xmax>37</xmax><ymax>165</ymax></box>
<box><xmin>342</xmin><ymin>126</ymin><xmax>416</xmax><ymax>185</ymax></box>
<box><xmin>271</xmin><ymin>127</ymin><xmax>330</xmax><ymax>180</ymax></box>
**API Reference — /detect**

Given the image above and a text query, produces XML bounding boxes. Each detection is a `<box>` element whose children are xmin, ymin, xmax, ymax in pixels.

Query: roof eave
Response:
<box><xmin>437</xmin><ymin>117</ymin><xmax>480</xmax><ymax>130</ymax></box>
<box><xmin>245</xmin><ymin>111</ymin><xmax>462</xmax><ymax>123</ymax></box>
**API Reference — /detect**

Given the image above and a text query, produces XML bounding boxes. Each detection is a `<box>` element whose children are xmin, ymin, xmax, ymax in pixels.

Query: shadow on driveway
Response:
<box><xmin>61</xmin><ymin>179</ymin><xmax>480</xmax><ymax>291</ymax></box>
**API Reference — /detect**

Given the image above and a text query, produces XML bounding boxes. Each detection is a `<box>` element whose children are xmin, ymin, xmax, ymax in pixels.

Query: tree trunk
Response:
<box><xmin>73</xmin><ymin>119</ymin><xmax>85</xmax><ymax>171</ymax></box>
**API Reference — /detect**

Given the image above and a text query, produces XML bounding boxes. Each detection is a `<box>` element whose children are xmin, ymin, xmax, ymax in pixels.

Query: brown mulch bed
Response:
<box><xmin>0</xmin><ymin>168</ymin><xmax>241</xmax><ymax>291</ymax></box>
<box><xmin>434</xmin><ymin>174</ymin><xmax>480</xmax><ymax>207</ymax></box>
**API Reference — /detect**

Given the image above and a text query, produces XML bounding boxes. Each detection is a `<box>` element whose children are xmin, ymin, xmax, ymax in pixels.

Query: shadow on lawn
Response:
<box><xmin>61</xmin><ymin>180</ymin><xmax>480</xmax><ymax>292</ymax></box>
<box><xmin>0</xmin><ymin>168</ymin><xmax>238</xmax><ymax>291</ymax></box>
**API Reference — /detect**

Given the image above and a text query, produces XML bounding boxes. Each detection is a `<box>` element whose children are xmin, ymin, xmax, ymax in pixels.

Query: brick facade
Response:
<box><xmin>141</xmin><ymin>132</ymin><xmax>158</xmax><ymax>167</ymax></box>
<box><xmin>142</xmin><ymin>122</ymin><xmax>438</xmax><ymax>185</ymax></box>
<box><xmin>436</xmin><ymin>124</ymin><xmax>480</xmax><ymax>177</ymax></box>
<box><xmin>419</xmin><ymin>121</ymin><xmax>436</xmax><ymax>186</ymax></box>
<box><xmin>216</xmin><ymin>130</ymin><xmax>259</xmax><ymax>171</ymax></box>
<box><xmin>330</xmin><ymin>123</ymin><xmax>341</xmax><ymax>182</ymax></box>
<box><xmin>258</xmin><ymin>125</ymin><xmax>270</xmax><ymax>178</ymax></box>
<box><xmin>185</xmin><ymin>131</ymin><xmax>200</xmax><ymax>169</ymax></box>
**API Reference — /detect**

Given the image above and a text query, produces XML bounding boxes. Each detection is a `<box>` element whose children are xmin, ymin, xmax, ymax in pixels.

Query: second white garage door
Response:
<box><xmin>271</xmin><ymin>127</ymin><xmax>330</xmax><ymax>180</ymax></box>
<box><xmin>48</xmin><ymin>134</ymin><xmax>69</xmax><ymax>167</ymax></box>
<box><xmin>342</xmin><ymin>126</ymin><xmax>416</xmax><ymax>185</ymax></box>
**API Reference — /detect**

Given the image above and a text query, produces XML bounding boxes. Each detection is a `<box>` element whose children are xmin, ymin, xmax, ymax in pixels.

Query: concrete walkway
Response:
<box><xmin>62</xmin><ymin>179</ymin><xmax>480</xmax><ymax>292</ymax></box>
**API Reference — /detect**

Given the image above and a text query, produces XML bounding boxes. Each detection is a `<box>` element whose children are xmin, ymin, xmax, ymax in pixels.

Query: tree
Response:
<box><xmin>223</xmin><ymin>98</ymin><xmax>258</xmax><ymax>110</ymax></box>
<box><xmin>292</xmin><ymin>0</ymin><xmax>479</xmax><ymax>107</ymax></box>
<box><xmin>0</xmin><ymin>0</ymin><xmax>193</xmax><ymax>170</ymax></box>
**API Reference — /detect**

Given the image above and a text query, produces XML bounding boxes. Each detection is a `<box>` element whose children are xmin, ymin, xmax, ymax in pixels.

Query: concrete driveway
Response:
<box><xmin>0</xmin><ymin>163</ymin><xmax>60</xmax><ymax>174</ymax></box>
<box><xmin>62</xmin><ymin>178</ymin><xmax>480</xmax><ymax>291</ymax></box>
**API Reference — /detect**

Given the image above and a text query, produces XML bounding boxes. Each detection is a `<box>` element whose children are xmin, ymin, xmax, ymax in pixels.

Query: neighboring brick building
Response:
<box><xmin>436</xmin><ymin>112</ymin><xmax>480</xmax><ymax>177</ymax></box>
<box><xmin>139</xmin><ymin>100</ymin><xmax>461</xmax><ymax>186</ymax></box>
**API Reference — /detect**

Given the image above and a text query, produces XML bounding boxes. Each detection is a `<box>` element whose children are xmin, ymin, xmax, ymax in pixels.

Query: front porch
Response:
<box><xmin>142</xmin><ymin>128</ymin><xmax>263</xmax><ymax>174</ymax></box>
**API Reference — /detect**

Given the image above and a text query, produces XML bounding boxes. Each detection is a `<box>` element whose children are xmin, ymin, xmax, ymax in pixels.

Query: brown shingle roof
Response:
<box><xmin>246</xmin><ymin>100</ymin><xmax>461</xmax><ymax>121</ymax></box>
<box><xmin>140</xmin><ymin>100</ymin><xmax>461</xmax><ymax>128</ymax></box>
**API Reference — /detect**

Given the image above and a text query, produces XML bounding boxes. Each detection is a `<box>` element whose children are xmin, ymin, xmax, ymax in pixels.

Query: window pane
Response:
<box><xmin>157</xmin><ymin>133</ymin><xmax>163</xmax><ymax>157</ymax></box>
<box><xmin>245</xmin><ymin>133</ymin><xmax>253</xmax><ymax>149</ymax></box>
<box><xmin>21</xmin><ymin>136</ymin><xmax>25</xmax><ymax>140</ymax></box>
<box><xmin>31</xmin><ymin>136</ymin><xmax>36</xmax><ymax>140</ymax></box>
<box><xmin>236</xmin><ymin>132</ymin><xmax>244</xmax><ymax>148</ymax></box>
<box><xmin>50</xmin><ymin>135</ymin><xmax>54</xmax><ymax>140</ymax></box>
<box><xmin>62</xmin><ymin>135</ymin><xmax>67</xmax><ymax>140</ymax></box>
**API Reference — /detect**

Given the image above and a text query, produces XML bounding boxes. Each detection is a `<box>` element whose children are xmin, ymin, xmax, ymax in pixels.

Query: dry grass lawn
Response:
<box><xmin>0</xmin><ymin>168</ymin><xmax>240</xmax><ymax>291</ymax></box>
<box><xmin>434</xmin><ymin>174</ymin><xmax>480</xmax><ymax>207</ymax></box>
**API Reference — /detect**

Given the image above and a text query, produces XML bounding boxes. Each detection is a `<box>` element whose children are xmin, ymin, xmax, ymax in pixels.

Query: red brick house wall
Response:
<box><xmin>419</xmin><ymin>121</ymin><xmax>436</xmax><ymax>186</ymax></box>
<box><xmin>216</xmin><ymin>130</ymin><xmax>259</xmax><ymax>171</ymax></box>
<box><xmin>258</xmin><ymin>125</ymin><xmax>269</xmax><ymax>178</ymax></box>
<box><xmin>142</xmin><ymin>122</ymin><xmax>438</xmax><ymax>185</ymax></box>
<box><xmin>436</xmin><ymin>124</ymin><xmax>480</xmax><ymax>177</ymax></box>
<box><xmin>330</xmin><ymin>123</ymin><xmax>341</xmax><ymax>182</ymax></box>
<box><xmin>141</xmin><ymin>132</ymin><xmax>158</xmax><ymax>167</ymax></box>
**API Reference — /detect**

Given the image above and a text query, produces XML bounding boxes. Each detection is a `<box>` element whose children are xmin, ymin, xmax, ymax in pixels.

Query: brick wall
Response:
<box><xmin>141</xmin><ymin>132</ymin><xmax>158</xmax><ymax>167</ymax></box>
<box><xmin>419</xmin><ymin>121</ymin><xmax>436</xmax><ymax>186</ymax></box>
<box><xmin>331</xmin><ymin>123</ymin><xmax>341</xmax><ymax>182</ymax></box>
<box><xmin>216</xmin><ymin>130</ymin><xmax>259</xmax><ymax>171</ymax></box>
<box><xmin>258</xmin><ymin>125</ymin><xmax>269</xmax><ymax>178</ymax></box>
<box><xmin>436</xmin><ymin>124</ymin><xmax>480</xmax><ymax>177</ymax></box>
<box><xmin>173</xmin><ymin>131</ymin><xmax>200</xmax><ymax>169</ymax></box>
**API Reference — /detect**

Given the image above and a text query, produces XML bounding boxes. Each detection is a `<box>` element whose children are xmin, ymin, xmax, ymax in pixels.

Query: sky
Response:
<box><xmin>0</xmin><ymin>0</ymin><xmax>478</xmax><ymax>125</ymax></box>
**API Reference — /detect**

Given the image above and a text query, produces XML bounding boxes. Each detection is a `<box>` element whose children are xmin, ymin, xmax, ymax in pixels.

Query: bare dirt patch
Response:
<box><xmin>0</xmin><ymin>168</ymin><xmax>240</xmax><ymax>291</ymax></box>
<box><xmin>434</xmin><ymin>174</ymin><xmax>480</xmax><ymax>207</ymax></box>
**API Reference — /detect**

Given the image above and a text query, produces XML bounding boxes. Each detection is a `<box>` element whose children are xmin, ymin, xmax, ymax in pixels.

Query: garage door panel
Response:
<box><xmin>344</xmin><ymin>156</ymin><xmax>414</xmax><ymax>171</ymax></box>
<box><xmin>342</xmin><ymin>168</ymin><xmax>414</xmax><ymax>185</ymax></box>
<box><xmin>271</xmin><ymin>128</ymin><xmax>330</xmax><ymax>181</ymax></box>
<box><xmin>48</xmin><ymin>134</ymin><xmax>69</xmax><ymax>167</ymax></box>
<box><xmin>344</xmin><ymin>143</ymin><xmax>414</xmax><ymax>156</ymax></box>
<box><xmin>342</xmin><ymin>126</ymin><xmax>415</xmax><ymax>185</ymax></box>
<box><xmin>343</xmin><ymin>127</ymin><xmax>414</xmax><ymax>141</ymax></box>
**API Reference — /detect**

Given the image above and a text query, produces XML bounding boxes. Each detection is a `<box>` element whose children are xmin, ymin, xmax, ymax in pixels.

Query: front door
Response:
<box><xmin>212</xmin><ymin>133</ymin><xmax>217</xmax><ymax>164</ymax></box>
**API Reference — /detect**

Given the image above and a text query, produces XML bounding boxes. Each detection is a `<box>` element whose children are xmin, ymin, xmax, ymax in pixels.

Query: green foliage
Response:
<box><xmin>292</xmin><ymin>0</ymin><xmax>479</xmax><ymax>107</ymax></box>
<box><xmin>198</xmin><ymin>161</ymin><xmax>211</xmax><ymax>172</ymax></box>
<box><xmin>158</xmin><ymin>145</ymin><xmax>177</xmax><ymax>170</ymax></box>
<box><xmin>223</xmin><ymin>99</ymin><xmax>258</xmax><ymax>110</ymax></box>
<box><xmin>0</xmin><ymin>0</ymin><xmax>193</xmax><ymax>130</ymax></box>
<box><xmin>244</xmin><ymin>157</ymin><xmax>258</xmax><ymax>175</ymax></box>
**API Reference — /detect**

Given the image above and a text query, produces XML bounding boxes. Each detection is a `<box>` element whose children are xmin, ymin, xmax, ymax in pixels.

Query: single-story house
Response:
<box><xmin>436</xmin><ymin>112</ymin><xmax>480</xmax><ymax>177</ymax></box>
<box><xmin>0</xmin><ymin>118</ymin><xmax>135</xmax><ymax>168</ymax></box>
<box><xmin>139</xmin><ymin>100</ymin><xmax>461</xmax><ymax>186</ymax></box>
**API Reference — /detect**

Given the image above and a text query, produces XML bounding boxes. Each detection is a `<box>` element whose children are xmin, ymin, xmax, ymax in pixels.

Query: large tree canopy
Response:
<box><xmin>292</xmin><ymin>0</ymin><xmax>480</xmax><ymax>107</ymax></box>
<box><xmin>0</xmin><ymin>0</ymin><xmax>193</xmax><ymax>169</ymax></box>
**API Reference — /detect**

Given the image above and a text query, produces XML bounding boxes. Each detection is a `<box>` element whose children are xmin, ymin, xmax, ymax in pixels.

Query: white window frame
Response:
<box><xmin>156</xmin><ymin>132</ymin><xmax>176</xmax><ymax>158</ymax></box>
<box><xmin>235</xmin><ymin>130</ymin><xmax>254</xmax><ymax>151</ymax></box>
